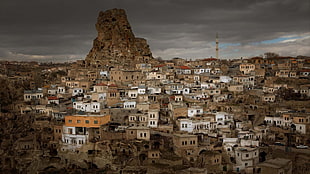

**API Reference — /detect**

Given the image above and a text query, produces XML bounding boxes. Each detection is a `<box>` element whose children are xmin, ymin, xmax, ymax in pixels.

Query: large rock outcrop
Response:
<box><xmin>85</xmin><ymin>9</ymin><xmax>154</xmax><ymax>67</ymax></box>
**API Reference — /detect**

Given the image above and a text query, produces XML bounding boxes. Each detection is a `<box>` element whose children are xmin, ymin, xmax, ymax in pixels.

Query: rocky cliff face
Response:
<box><xmin>85</xmin><ymin>9</ymin><xmax>154</xmax><ymax>67</ymax></box>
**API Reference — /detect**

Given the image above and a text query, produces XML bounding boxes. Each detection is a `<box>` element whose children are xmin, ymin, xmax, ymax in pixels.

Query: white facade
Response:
<box><xmin>188</xmin><ymin>107</ymin><xmax>203</xmax><ymax>117</ymax></box>
<box><xmin>73</xmin><ymin>101</ymin><xmax>100</xmax><ymax>113</ymax></box>
<box><xmin>183</xmin><ymin>88</ymin><xmax>190</xmax><ymax>94</ymax></box>
<box><xmin>264</xmin><ymin>116</ymin><xmax>283</xmax><ymax>127</ymax></box>
<box><xmin>48</xmin><ymin>89</ymin><xmax>58</xmax><ymax>95</ymax></box>
<box><xmin>24</xmin><ymin>90</ymin><xmax>43</xmax><ymax>101</ymax></box>
<box><xmin>62</xmin><ymin>126</ymin><xmax>88</xmax><ymax>149</ymax></box>
<box><xmin>72</xmin><ymin>88</ymin><xmax>83</xmax><ymax>96</ymax></box>
<box><xmin>262</xmin><ymin>95</ymin><xmax>276</xmax><ymax>102</ymax></box>
<box><xmin>178</xmin><ymin>119</ymin><xmax>194</xmax><ymax>133</ymax></box>
<box><xmin>147</xmin><ymin>87</ymin><xmax>161</xmax><ymax>94</ymax></box>
<box><xmin>99</xmin><ymin>71</ymin><xmax>109</xmax><ymax>77</ymax></box>
<box><xmin>220</xmin><ymin>76</ymin><xmax>232</xmax><ymax>83</ymax></box>
<box><xmin>216</xmin><ymin>112</ymin><xmax>234</xmax><ymax>126</ymax></box>
<box><xmin>128</xmin><ymin>89</ymin><xmax>138</xmax><ymax>99</ymax></box>
<box><xmin>201</xmin><ymin>82</ymin><xmax>217</xmax><ymax>89</ymax></box>
<box><xmin>295</xmin><ymin>123</ymin><xmax>307</xmax><ymax>134</ymax></box>
<box><xmin>57</xmin><ymin>86</ymin><xmax>66</xmax><ymax>94</ymax></box>
<box><xmin>123</xmin><ymin>101</ymin><xmax>136</xmax><ymax>109</ymax></box>
<box><xmin>138</xmin><ymin>86</ymin><xmax>146</xmax><ymax>94</ymax></box>
<box><xmin>146</xmin><ymin>72</ymin><xmax>166</xmax><ymax>80</ymax></box>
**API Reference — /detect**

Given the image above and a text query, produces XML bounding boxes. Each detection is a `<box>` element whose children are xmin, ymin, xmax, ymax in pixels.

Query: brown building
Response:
<box><xmin>257</xmin><ymin>158</ymin><xmax>292</xmax><ymax>174</ymax></box>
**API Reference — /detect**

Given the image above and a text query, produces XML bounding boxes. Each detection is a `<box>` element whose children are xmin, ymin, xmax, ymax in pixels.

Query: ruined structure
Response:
<box><xmin>85</xmin><ymin>9</ymin><xmax>154</xmax><ymax>67</ymax></box>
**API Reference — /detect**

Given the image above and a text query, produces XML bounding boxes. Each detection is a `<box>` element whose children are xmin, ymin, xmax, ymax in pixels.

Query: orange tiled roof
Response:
<box><xmin>108</xmin><ymin>84</ymin><xmax>118</xmax><ymax>87</ymax></box>
<box><xmin>48</xmin><ymin>96</ymin><xmax>58</xmax><ymax>100</ymax></box>
<box><xmin>178</xmin><ymin>66</ymin><xmax>191</xmax><ymax>69</ymax></box>
<box><xmin>154</xmin><ymin>64</ymin><xmax>166</xmax><ymax>68</ymax></box>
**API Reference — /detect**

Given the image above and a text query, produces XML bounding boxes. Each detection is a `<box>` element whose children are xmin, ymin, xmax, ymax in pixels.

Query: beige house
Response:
<box><xmin>126</xmin><ymin>126</ymin><xmax>150</xmax><ymax>141</ymax></box>
<box><xmin>257</xmin><ymin>158</ymin><xmax>292</xmax><ymax>174</ymax></box>
<box><xmin>240</xmin><ymin>63</ymin><xmax>255</xmax><ymax>74</ymax></box>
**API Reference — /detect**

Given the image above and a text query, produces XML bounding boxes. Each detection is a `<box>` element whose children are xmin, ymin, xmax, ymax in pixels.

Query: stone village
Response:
<box><xmin>0</xmin><ymin>8</ymin><xmax>310</xmax><ymax>174</ymax></box>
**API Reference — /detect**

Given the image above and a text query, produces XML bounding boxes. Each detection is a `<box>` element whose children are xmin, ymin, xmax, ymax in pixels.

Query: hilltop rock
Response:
<box><xmin>85</xmin><ymin>8</ymin><xmax>154</xmax><ymax>67</ymax></box>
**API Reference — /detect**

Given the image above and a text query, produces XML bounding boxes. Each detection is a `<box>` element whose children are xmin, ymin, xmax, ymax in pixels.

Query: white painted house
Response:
<box><xmin>72</xmin><ymin>88</ymin><xmax>84</xmax><ymax>96</ymax></box>
<box><xmin>123</xmin><ymin>101</ymin><xmax>136</xmax><ymax>109</ymax></box>
<box><xmin>62</xmin><ymin>126</ymin><xmax>88</xmax><ymax>150</ymax></box>
<box><xmin>178</xmin><ymin>118</ymin><xmax>194</xmax><ymax>133</ymax></box>
<box><xmin>73</xmin><ymin>101</ymin><xmax>100</xmax><ymax>113</ymax></box>
<box><xmin>188</xmin><ymin>106</ymin><xmax>203</xmax><ymax>117</ymax></box>
<box><xmin>128</xmin><ymin>89</ymin><xmax>138</xmax><ymax>99</ymax></box>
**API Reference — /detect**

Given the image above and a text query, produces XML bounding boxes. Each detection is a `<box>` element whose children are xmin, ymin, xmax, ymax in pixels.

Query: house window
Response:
<box><xmin>77</xmin><ymin>120</ymin><xmax>81</xmax><ymax>123</ymax></box>
<box><xmin>85</xmin><ymin>120</ymin><xmax>89</xmax><ymax>124</ymax></box>
<box><xmin>94</xmin><ymin>120</ymin><xmax>98</xmax><ymax>124</ymax></box>
<box><xmin>68</xmin><ymin>120</ymin><xmax>72</xmax><ymax>123</ymax></box>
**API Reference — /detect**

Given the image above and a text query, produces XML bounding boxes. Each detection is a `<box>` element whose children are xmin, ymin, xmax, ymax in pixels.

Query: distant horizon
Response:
<box><xmin>1</xmin><ymin>54</ymin><xmax>309</xmax><ymax>64</ymax></box>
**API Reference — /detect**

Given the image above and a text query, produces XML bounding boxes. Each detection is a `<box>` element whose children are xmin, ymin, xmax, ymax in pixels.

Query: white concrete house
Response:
<box><xmin>62</xmin><ymin>126</ymin><xmax>88</xmax><ymax>150</ymax></box>
<box><xmin>188</xmin><ymin>106</ymin><xmax>203</xmax><ymax>117</ymax></box>
<box><xmin>73</xmin><ymin>101</ymin><xmax>100</xmax><ymax>113</ymax></box>
<box><xmin>123</xmin><ymin>101</ymin><xmax>136</xmax><ymax>109</ymax></box>
<box><xmin>147</xmin><ymin>87</ymin><xmax>162</xmax><ymax>94</ymax></box>
<box><xmin>216</xmin><ymin>112</ymin><xmax>234</xmax><ymax>126</ymax></box>
<box><xmin>295</xmin><ymin>123</ymin><xmax>307</xmax><ymax>134</ymax></box>
<box><xmin>24</xmin><ymin>90</ymin><xmax>43</xmax><ymax>101</ymax></box>
<box><xmin>128</xmin><ymin>89</ymin><xmax>138</xmax><ymax>99</ymax></box>
<box><xmin>72</xmin><ymin>88</ymin><xmax>83</xmax><ymax>96</ymax></box>
<box><xmin>178</xmin><ymin>118</ymin><xmax>194</xmax><ymax>133</ymax></box>
<box><xmin>57</xmin><ymin>86</ymin><xmax>66</xmax><ymax>94</ymax></box>
<box><xmin>138</xmin><ymin>85</ymin><xmax>146</xmax><ymax>95</ymax></box>
<box><xmin>264</xmin><ymin>116</ymin><xmax>283</xmax><ymax>127</ymax></box>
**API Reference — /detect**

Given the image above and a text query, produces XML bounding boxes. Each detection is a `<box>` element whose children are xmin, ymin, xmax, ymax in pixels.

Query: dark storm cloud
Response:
<box><xmin>0</xmin><ymin>0</ymin><xmax>309</xmax><ymax>61</ymax></box>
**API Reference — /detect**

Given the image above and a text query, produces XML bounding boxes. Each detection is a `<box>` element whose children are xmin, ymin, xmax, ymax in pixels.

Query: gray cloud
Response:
<box><xmin>0</xmin><ymin>0</ymin><xmax>309</xmax><ymax>61</ymax></box>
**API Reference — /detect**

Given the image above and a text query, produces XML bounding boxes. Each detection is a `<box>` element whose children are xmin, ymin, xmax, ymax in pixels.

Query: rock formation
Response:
<box><xmin>85</xmin><ymin>9</ymin><xmax>154</xmax><ymax>67</ymax></box>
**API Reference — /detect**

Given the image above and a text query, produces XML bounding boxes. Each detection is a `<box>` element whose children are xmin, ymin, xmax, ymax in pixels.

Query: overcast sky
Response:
<box><xmin>0</xmin><ymin>0</ymin><xmax>309</xmax><ymax>62</ymax></box>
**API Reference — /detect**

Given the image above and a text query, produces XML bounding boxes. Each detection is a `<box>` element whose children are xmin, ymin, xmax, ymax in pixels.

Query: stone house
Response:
<box><xmin>239</xmin><ymin>63</ymin><xmax>255</xmax><ymax>75</ymax></box>
<box><xmin>128</xmin><ymin>113</ymin><xmax>148</xmax><ymax>127</ymax></box>
<box><xmin>234</xmin><ymin>147</ymin><xmax>259</xmax><ymax>172</ymax></box>
<box><xmin>24</xmin><ymin>90</ymin><xmax>43</xmax><ymax>102</ymax></box>
<box><xmin>126</xmin><ymin>126</ymin><xmax>150</xmax><ymax>141</ymax></box>
<box><xmin>262</xmin><ymin>94</ymin><xmax>276</xmax><ymax>103</ymax></box>
<box><xmin>257</xmin><ymin>158</ymin><xmax>292</xmax><ymax>174</ymax></box>
<box><xmin>173</xmin><ymin>133</ymin><xmax>198</xmax><ymax>160</ymax></box>
<box><xmin>147</xmin><ymin>109</ymin><xmax>159</xmax><ymax>128</ymax></box>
